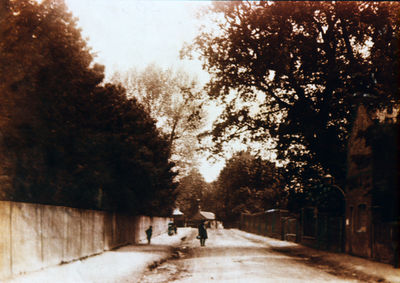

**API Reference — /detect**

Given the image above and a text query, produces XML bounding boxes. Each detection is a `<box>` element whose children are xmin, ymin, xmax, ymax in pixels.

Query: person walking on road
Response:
<box><xmin>198</xmin><ymin>221</ymin><xmax>208</xmax><ymax>246</ymax></box>
<box><xmin>146</xmin><ymin>225</ymin><xmax>152</xmax><ymax>244</ymax></box>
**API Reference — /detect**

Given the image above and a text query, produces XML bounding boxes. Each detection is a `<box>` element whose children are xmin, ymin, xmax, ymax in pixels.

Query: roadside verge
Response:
<box><xmin>6</xmin><ymin>228</ymin><xmax>193</xmax><ymax>283</ymax></box>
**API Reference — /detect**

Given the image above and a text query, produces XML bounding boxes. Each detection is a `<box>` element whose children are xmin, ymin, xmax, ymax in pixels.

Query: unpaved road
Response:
<box><xmin>139</xmin><ymin>228</ymin><xmax>388</xmax><ymax>283</ymax></box>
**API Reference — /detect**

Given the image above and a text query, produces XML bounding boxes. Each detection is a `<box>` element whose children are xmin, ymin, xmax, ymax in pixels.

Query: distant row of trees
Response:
<box><xmin>212</xmin><ymin>151</ymin><xmax>286</xmax><ymax>225</ymax></box>
<box><xmin>175</xmin><ymin>151</ymin><xmax>286</xmax><ymax>225</ymax></box>
<box><xmin>0</xmin><ymin>0</ymin><xmax>177</xmax><ymax>215</ymax></box>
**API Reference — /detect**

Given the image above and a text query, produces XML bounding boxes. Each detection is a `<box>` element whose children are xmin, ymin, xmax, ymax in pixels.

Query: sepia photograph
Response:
<box><xmin>0</xmin><ymin>0</ymin><xmax>399</xmax><ymax>282</ymax></box>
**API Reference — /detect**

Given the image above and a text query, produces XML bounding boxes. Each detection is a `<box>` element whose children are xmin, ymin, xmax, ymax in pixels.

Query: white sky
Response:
<box><xmin>64</xmin><ymin>0</ymin><xmax>224</xmax><ymax>182</ymax></box>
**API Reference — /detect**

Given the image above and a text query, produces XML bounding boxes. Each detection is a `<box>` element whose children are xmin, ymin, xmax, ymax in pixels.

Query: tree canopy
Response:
<box><xmin>111</xmin><ymin>65</ymin><xmax>206</xmax><ymax>178</ymax></box>
<box><xmin>186</xmin><ymin>1</ymin><xmax>399</xmax><ymax>188</ymax></box>
<box><xmin>0</xmin><ymin>0</ymin><xmax>176</xmax><ymax>216</ymax></box>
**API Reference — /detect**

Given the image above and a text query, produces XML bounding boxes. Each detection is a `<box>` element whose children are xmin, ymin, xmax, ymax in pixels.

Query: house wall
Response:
<box><xmin>345</xmin><ymin>104</ymin><xmax>399</xmax><ymax>265</ymax></box>
<box><xmin>346</xmin><ymin>105</ymin><xmax>374</xmax><ymax>258</ymax></box>
<box><xmin>0</xmin><ymin>201</ymin><xmax>171</xmax><ymax>281</ymax></box>
<box><xmin>373</xmin><ymin>221</ymin><xmax>399</xmax><ymax>264</ymax></box>
<box><xmin>345</xmin><ymin>189</ymin><xmax>373</xmax><ymax>258</ymax></box>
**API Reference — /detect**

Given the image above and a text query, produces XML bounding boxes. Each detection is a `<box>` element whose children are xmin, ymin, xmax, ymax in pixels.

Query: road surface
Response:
<box><xmin>139</xmin><ymin>228</ymin><xmax>389</xmax><ymax>283</ymax></box>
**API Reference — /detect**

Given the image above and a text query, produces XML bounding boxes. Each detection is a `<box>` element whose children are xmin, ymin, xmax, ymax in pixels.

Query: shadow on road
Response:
<box><xmin>268</xmin><ymin>243</ymin><xmax>388</xmax><ymax>283</ymax></box>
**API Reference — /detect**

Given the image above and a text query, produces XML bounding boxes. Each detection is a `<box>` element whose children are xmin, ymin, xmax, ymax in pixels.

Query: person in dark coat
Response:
<box><xmin>146</xmin><ymin>225</ymin><xmax>152</xmax><ymax>244</ymax></box>
<box><xmin>198</xmin><ymin>221</ymin><xmax>208</xmax><ymax>246</ymax></box>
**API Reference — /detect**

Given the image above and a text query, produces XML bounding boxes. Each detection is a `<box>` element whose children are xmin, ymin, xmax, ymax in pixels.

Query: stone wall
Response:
<box><xmin>0</xmin><ymin>201</ymin><xmax>171</xmax><ymax>281</ymax></box>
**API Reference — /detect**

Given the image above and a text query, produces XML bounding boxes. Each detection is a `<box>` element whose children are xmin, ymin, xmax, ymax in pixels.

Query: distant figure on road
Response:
<box><xmin>168</xmin><ymin>222</ymin><xmax>177</xmax><ymax>236</ymax></box>
<box><xmin>198</xmin><ymin>221</ymin><xmax>208</xmax><ymax>246</ymax></box>
<box><xmin>146</xmin><ymin>225</ymin><xmax>152</xmax><ymax>244</ymax></box>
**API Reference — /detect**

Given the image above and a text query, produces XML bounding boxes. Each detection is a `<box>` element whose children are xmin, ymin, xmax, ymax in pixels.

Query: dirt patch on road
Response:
<box><xmin>140</xmin><ymin>232</ymin><xmax>196</xmax><ymax>283</ymax></box>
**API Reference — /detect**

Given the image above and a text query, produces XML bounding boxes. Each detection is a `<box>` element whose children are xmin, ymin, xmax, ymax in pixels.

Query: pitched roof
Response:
<box><xmin>172</xmin><ymin>208</ymin><xmax>183</xmax><ymax>215</ymax></box>
<box><xmin>191</xmin><ymin>207</ymin><xmax>216</xmax><ymax>220</ymax></box>
<box><xmin>198</xmin><ymin>211</ymin><xmax>215</xmax><ymax>220</ymax></box>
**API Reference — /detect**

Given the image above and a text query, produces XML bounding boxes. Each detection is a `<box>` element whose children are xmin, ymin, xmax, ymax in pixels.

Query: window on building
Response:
<box><xmin>357</xmin><ymin>204</ymin><xmax>367</xmax><ymax>232</ymax></box>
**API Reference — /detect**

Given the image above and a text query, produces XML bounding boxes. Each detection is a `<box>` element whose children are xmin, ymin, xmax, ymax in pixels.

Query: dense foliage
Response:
<box><xmin>213</xmin><ymin>151</ymin><xmax>285</xmax><ymax>225</ymax></box>
<box><xmin>0</xmin><ymin>0</ymin><xmax>176</xmax><ymax>215</ymax></box>
<box><xmin>186</xmin><ymin>1</ymin><xmax>399</xmax><ymax>189</ymax></box>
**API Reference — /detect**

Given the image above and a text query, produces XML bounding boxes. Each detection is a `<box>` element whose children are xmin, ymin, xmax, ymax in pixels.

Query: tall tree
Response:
<box><xmin>59</xmin><ymin>83</ymin><xmax>177</xmax><ymax>215</ymax></box>
<box><xmin>186</xmin><ymin>1</ymin><xmax>399</xmax><ymax>188</ymax></box>
<box><xmin>111</xmin><ymin>64</ymin><xmax>206</xmax><ymax>177</ymax></box>
<box><xmin>0</xmin><ymin>0</ymin><xmax>104</xmax><ymax>203</ymax></box>
<box><xmin>0</xmin><ymin>0</ymin><xmax>177</xmax><ymax>215</ymax></box>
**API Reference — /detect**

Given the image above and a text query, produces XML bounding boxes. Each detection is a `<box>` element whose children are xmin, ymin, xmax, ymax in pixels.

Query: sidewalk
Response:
<box><xmin>235</xmin><ymin>229</ymin><xmax>400</xmax><ymax>283</ymax></box>
<box><xmin>6</xmin><ymin>228</ymin><xmax>193</xmax><ymax>283</ymax></box>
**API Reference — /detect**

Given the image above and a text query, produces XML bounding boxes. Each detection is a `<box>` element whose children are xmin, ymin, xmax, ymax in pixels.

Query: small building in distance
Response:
<box><xmin>191</xmin><ymin>210</ymin><xmax>217</xmax><ymax>228</ymax></box>
<box><xmin>172</xmin><ymin>208</ymin><xmax>185</xmax><ymax>227</ymax></box>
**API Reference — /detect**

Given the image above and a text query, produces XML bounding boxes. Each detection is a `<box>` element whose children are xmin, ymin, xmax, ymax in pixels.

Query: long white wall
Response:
<box><xmin>0</xmin><ymin>201</ymin><xmax>171</xmax><ymax>280</ymax></box>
